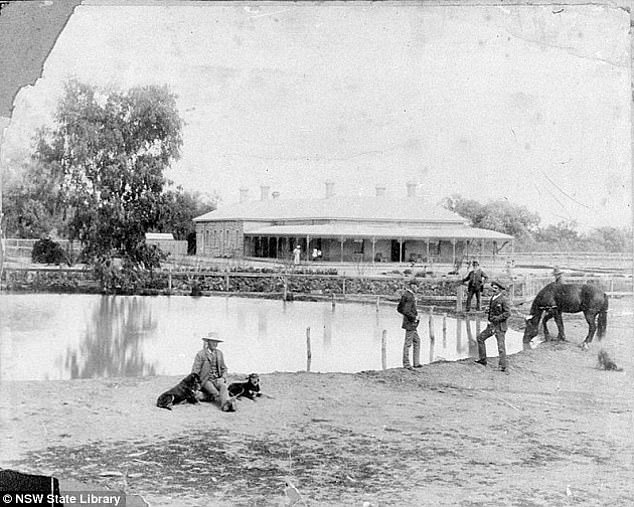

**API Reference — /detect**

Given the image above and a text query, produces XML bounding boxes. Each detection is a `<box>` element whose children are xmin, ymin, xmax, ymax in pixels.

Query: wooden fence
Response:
<box><xmin>2</xmin><ymin>266</ymin><xmax>631</xmax><ymax>301</ymax></box>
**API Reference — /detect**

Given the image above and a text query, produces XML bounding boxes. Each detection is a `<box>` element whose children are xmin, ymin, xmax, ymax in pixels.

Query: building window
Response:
<box><xmin>353</xmin><ymin>240</ymin><xmax>364</xmax><ymax>254</ymax></box>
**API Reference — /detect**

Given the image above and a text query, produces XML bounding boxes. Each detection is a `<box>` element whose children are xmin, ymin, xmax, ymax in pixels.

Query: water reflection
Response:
<box><xmin>0</xmin><ymin>294</ymin><xmax>528</xmax><ymax>381</ymax></box>
<box><xmin>65</xmin><ymin>296</ymin><xmax>157</xmax><ymax>379</ymax></box>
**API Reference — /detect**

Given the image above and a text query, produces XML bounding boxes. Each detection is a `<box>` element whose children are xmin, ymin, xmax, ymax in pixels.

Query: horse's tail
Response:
<box><xmin>597</xmin><ymin>294</ymin><xmax>608</xmax><ymax>340</ymax></box>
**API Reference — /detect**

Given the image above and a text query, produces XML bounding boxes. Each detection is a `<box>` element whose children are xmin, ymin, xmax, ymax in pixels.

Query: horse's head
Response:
<box><xmin>523</xmin><ymin>314</ymin><xmax>539</xmax><ymax>342</ymax></box>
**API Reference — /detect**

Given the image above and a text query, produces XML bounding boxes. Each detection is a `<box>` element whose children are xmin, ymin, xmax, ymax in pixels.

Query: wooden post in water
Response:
<box><xmin>381</xmin><ymin>330</ymin><xmax>387</xmax><ymax>370</ymax></box>
<box><xmin>306</xmin><ymin>327</ymin><xmax>312</xmax><ymax>372</ymax></box>
<box><xmin>331</xmin><ymin>292</ymin><xmax>336</xmax><ymax>309</ymax></box>
<box><xmin>428</xmin><ymin>308</ymin><xmax>435</xmax><ymax>342</ymax></box>
<box><xmin>376</xmin><ymin>295</ymin><xmax>380</xmax><ymax>312</ymax></box>
<box><xmin>456</xmin><ymin>285</ymin><xmax>463</xmax><ymax>312</ymax></box>
<box><xmin>342</xmin><ymin>278</ymin><xmax>346</xmax><ymax>299</ymax></box>
<box><xmin>442</xmin><ymin>313</ymin><xmax>447</xmax><ymax>344</ymax></box>
<box><xmin>225</xmin><ymin>271</ymin><xmax>230</xmax><ymax>291</ymax></box>
<box><xmin>168</xmin><ymin>266</ymin><xmax>172</xmax><ymax>293</ymax></box>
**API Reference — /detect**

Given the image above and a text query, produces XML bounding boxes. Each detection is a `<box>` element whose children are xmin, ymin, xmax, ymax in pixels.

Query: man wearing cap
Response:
<box><xmin>552</xmin><ymin>267</ymin><xmax>563</xmax><ymax>284</ymax></box>
<box><xmin>474</xmin><ymin>280</ymin><xmax>511</xmax><ymax>372</ymax></box>
<box><xmin>191</xmin><ymin>332</ymin><xmax>234</xmax><ymax>411</ymax></box>
<box><xmin>397</xmin><ymin>279</ymin><xmax>422</xmax><ymax>369</ymax></box>
<box><xmin>461</xmin><ymin>260</ymin><xmax>488</xmax><ymax>312</ymax></box>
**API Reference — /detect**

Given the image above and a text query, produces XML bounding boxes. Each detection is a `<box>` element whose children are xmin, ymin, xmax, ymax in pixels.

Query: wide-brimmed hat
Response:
<box><xmin>552</xmin><ymin>267</ymin><xmax>563</xmax><ymax>276</ymax></box>
<box><xmin>490</xmin><ymin>280</ymin><xmax>507</xmax><ymax>291</ymax></box>
<box><xmin>202</xmin><ymin>331</ymin><xmax>223</xmax><ymax>343</ymax></box>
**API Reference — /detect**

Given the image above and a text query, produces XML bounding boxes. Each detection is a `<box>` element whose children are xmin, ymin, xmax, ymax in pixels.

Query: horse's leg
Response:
<box><xmin>542</xmin><ymin>312</ymin><xmax>553</xmax><ymax>341</ymax></box>
<box><xmin>581</xmin><ymin>311</ymin><xmax>597</xmax><ymax>351</ymax></box>
<box><xmin>553</xmin><ymin>311</ymin><xmax>566</xmax><ymax>341</ymax></box>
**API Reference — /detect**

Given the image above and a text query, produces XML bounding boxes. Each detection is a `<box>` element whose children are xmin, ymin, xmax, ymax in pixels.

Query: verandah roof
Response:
<box><xmin>244</xmin><ymin>224</ymin><xmax>513</xmax><ymax>241</ymax></box>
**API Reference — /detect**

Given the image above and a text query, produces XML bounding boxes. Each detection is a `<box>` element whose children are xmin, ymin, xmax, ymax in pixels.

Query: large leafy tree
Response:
<box><xmin>2</xmin><ymin>156</ymin><xmax>66</xmax><ymax>238</ymax></box>
<box><xmin>156</xmin><ymin>186</ymin><xmax>215</xmax><ymax>240</ymax></box>
<box><xmin>441</xmin><ymin>194</ymin><xmax>540</xmax><ymax>239</ymax></box>
<box><xmin>34</xmin><ymin>80</ymin><xmax>183</xmax><ymax>269</ymax></box>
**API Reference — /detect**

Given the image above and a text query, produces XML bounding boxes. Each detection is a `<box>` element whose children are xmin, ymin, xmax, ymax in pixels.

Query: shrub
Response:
<box><xmin>31</xmin><ymin>238</ymin><xmax>68</xmax><ymax>265</ymax></box>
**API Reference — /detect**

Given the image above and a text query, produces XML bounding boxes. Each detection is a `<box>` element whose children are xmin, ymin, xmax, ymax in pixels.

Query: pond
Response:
<box><xmin>0</xmin><ymin>294</ymin><xmax>526</xmax><ymax>381</ymax></box>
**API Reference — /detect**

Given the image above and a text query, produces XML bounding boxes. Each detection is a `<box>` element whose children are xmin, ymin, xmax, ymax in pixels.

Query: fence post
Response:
<box><xmin>331</xmin><ymin>292</ymin><xmax>336</xmax><ymax>309</ymax></box>
<box><xmin>306</xmin><ymin>327</ymin><xmax>312</xmax><ymax>372</ymax></box>
<box><xmin>381</xmin><ymin>330</ymin><xmax>387</xmax><ymax>370</ymax></box>
<box><xmin>442</xmin><ymin>313</ymin><xmax>447</xmax><ymax>343</ymax></box>
<box><xmin>283</xmin><ymin>276</ymin><xmax>288</xmax><ymax>301</ymax></box>
<box><xmin>456</xmin><ymin>285</ymin><xmax>463</xmax><ymax>312</ymax></box>
<box><xmin>376</xmin><ymin>295</ymin><xmax>380</xmax><ymax>312</ymax></box>
<box><xmin>342</xmin><ymin>278</ymin><xmax>346</xmax><ymax>299</ymax></box>
<box><xmin>428</xmin><ymin>308</ymin><xmax>435</xmax><ymax>342</ymax></box>
<box><xmin>168</xmin><ymin>266</ymin><xmax>172</xmax><ymax>293</ymax></box>
<box><xmin>225</xmin><ymin>271</ymin><xmax>230</xmax><ymax>291</ymax></box>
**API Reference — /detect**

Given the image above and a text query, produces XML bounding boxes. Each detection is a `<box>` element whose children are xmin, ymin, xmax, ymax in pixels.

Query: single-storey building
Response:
<box><xmin>193</xmin><ymin>182</ymin><xmax>514</xmax><ymax>265</ymax></box>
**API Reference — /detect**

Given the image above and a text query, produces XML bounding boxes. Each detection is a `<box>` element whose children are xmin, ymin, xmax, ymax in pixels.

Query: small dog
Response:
<box><xmin>598</xmin><ymin>350</ymin><xmax>623</xmax><ymax>372</ymax></box>
<box><xmin>156</xmin><ymin>373</ymin><xmax>201</xmax><ymax>410</ymax></box>
<box><xmin>228</xmin><ymin>373</ymin><xmax>262</xmax><ymax>400</ymax></box>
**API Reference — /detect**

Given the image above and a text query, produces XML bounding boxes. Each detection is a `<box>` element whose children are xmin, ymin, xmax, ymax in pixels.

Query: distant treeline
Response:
<box><xmin>440</xmin><ymin>195</ymin><xmax>631</xmax><ymax>253</ymax></box>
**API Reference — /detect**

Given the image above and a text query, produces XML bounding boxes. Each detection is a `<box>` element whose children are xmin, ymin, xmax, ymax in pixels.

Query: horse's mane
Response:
<box><xmin>530</xmin><ymin>282</ymin><xmax>606</xmax><ymax>315</ymax></box>
<box><xmin>529</xmin><ymin>282</ymin><xmax>557</xmax><ymax>315</ymax></box>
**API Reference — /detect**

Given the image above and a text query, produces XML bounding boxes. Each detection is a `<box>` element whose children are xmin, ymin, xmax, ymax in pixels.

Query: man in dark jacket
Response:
<box><xmin>397</xmin><ymin>280</ymin><xmax>422</xmax><ymax>369</ymax></box>
<box><xmin>462</xmin><ymin>260</ymin><xmax>488</xmax><ymax>311</ymax></box>
<box><xmin>474</xmin><ymin>280</ymin><xmax>511</xmax><ymax>372</ymax></box>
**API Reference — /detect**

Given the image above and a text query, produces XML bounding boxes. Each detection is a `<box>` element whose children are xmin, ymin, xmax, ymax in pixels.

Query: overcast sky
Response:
<box><xmin>2</xmin><ymin>2</ymin><xmax>631</xmax><ymax>229</ymax></box>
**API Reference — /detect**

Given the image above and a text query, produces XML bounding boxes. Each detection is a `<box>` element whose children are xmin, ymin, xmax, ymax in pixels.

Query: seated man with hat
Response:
<box><xmin>191</xmin><ymin>331</ymin><xmax>235</xmax><ymax>412</ymax></box>
<box><xmin>474</xmin><ymin>280</ymin><xmax>511</xmax><ymax>372</ymax></box>
<box><xmin>552</xmin><ymin>267</ymin><xmax>564</xmax><ymax>284</ymax></box>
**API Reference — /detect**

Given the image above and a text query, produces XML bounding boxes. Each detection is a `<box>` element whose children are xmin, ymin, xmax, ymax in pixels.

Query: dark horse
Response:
<box><xmin>523</xmin><ymin>282</ymin><xmax>608</xmax><ymax>350</ymax></box>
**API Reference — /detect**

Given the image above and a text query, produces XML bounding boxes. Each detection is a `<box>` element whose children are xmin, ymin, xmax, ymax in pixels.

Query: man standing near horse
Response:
<box><xmin>475</xmin><ymin>280</ymin><xmax>511</xmax><ymax>372</ymax></box>
<box><xmin>397</xmin><ymin>279</ymin><xmax>422</xmax><ymax>370</ymax></box>
<box><xmin>461</xmin><ymin>260</ymin><xmax>488</xmax><ymax>311</ymax></box>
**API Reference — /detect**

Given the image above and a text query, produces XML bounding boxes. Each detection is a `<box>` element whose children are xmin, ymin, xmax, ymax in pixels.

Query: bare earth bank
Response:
<box><xmin>1</xmin><ymin>298</ymin><xmax>632</xmax><ymax>506</ymax></box>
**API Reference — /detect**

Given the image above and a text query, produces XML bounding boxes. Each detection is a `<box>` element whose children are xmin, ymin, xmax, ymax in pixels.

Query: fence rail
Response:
<box><xmin>2</xmin><ymin>265</ymin><xmax>631</xmax><ymax>300</ymax></box>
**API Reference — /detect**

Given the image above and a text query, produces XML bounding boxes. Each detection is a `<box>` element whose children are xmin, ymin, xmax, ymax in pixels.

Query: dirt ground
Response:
<box><xmin>0</xmin><ymin>297</ymin><xmax>632</xmax><ymax>506</ymax></box>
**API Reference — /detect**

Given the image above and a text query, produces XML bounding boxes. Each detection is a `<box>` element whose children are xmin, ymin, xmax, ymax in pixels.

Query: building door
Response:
<box><xmin>391</xmin><ymin>240</ymin><xmax>401</xmax><ymax>262</ymax></box>
<box><xmin>269</xmin><ymin>237</ymin><xmax>277</xmax><ymax>258</ymax></box>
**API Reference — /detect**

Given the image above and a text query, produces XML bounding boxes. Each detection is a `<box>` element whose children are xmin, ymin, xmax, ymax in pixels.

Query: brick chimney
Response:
<box><xmin>375</xmin><ymin>185</ymin><xmax>386</xmax><ymax>197</ymax></box>
<box><xmin>272</xmin><ymin>191</ymin><xmax>280</xmax><ymax>200</ymax></box>
<box><xmin>325</xmin><ymin>180</ymin><xmax>335</xmax><ymax>198</ymax></box>
<box><xmin>406</xmin><ymin>181</ymin><xmax>417</xmax><ymax>198</ymax></box>
<box><xmin>239</xmin><ymin>187</ymin><xmax>249</xmax><ymax>203</ymax></box>
<box><xmin>260</xmin><ymin>185</ymin><xmax>270</xmax><ymax>201</ymax></box>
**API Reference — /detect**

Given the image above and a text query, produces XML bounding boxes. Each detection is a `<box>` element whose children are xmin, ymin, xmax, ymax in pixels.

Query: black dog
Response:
<box><xmin>228</xmin><ymin>373</ymin><xmax>262</xmax><ymax>400</ymax></box>
<box><xmin>156</xmin><ymin>373</ymin><xmax>201</xmax><ymax>410</ymax></box>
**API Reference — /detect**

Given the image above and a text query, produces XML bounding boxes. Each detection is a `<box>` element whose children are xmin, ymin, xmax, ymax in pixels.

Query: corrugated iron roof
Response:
<box><xmin>145</xmin><ymin>232</ymin><xmax>175</xmax><ymax>241</ymax></box>
<box><xmin>193</xmin><ymin>196</ymin><xmax>467</xmax><ymax>224</ymax></box>
<box><xmin>244</xmin><ymin>223</ymin><xmax>513</xmax><ymax>241</ymax></box>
